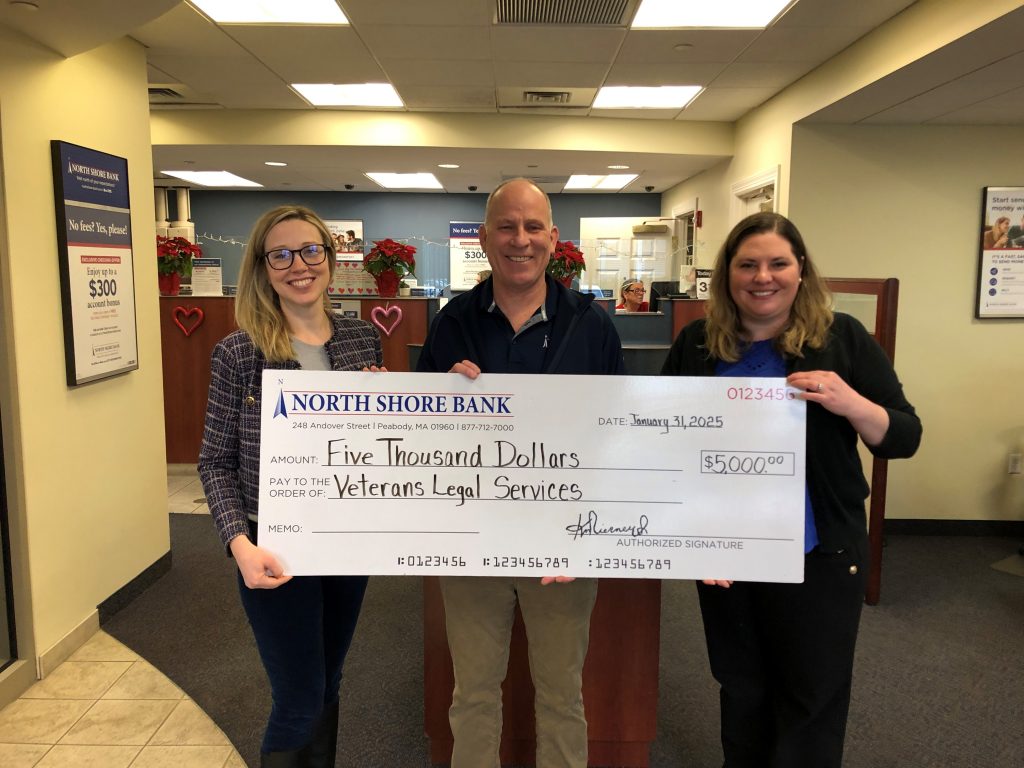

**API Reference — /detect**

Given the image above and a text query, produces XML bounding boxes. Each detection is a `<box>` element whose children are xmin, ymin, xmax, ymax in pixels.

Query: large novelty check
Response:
<box><xmin>259</xmin><ymin>370</ymin><xmax>806</xmax><ymax>582</ymax></box>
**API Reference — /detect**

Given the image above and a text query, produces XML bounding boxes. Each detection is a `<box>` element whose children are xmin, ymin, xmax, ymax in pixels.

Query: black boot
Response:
<box><xmin>260</xmin><ymin>748</ymin><xmax>307</xmax><ymax>767</ymax></box>
<box><xmin>302</xmin><ymin>700</ymin><xmax>340</xmax><ymax>768</ymax></box>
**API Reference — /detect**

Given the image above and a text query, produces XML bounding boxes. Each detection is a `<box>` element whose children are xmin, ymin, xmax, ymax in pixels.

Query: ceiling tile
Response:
<box><xmin>774</xmin><ymin>0</ymin><xmax>916</xmax><ymax>29</ymax></box>
<box><xmin>339</xmin><ymin>0</ymin><xmax>493</xmax><ymax>26</ymax></box>
<box><xmin>400</xmin><ymin>86</ymin><xmax>497</xmax><ymax>110</ymax></box>
<box><xmin>227</xmin><ymin>27</ymin><xmax>385</xmax><ymax>83</ymax></box>
<box><xmin>383</xmin><ymin>58</ymin><xmax>496</xmax><ymax>87</ymax></box>
<box><xmin>616</xmin><ymin>29</ymin><xmax>758</xmax><ymax>64</ymax></box>
<box><xmin>489</xmin><ymin>26</ymin><xmax>626</xmax><ymax>62</ymax></box>
<box><xmin>147</xmin><ymin>54</ymin><xmax>307</xmax><ymax>108</ymax></box>
<box><xmin>737</xmin><ymin>24</ymin><xmax>871</xmax><ymax>63</ymax></box>
<box><xmin>493</xmin><ymin>61</ymin><xmax>609</xmax><ymax>88</ymax></box>
<box><xmin>678</xmin><ymin>87</ymin><xmax>778</xmax><ymax>121</ymax></box>
<box><xmin>356</xmin><ymin>25</ymin><xmax>492</xmax><ymax>60</ymax></box>
<box><xmin>603</xmin><ymin>61</ymin><xmax>726</xmax><ymax>86</ymax></box>
<box><xmin>929</xmin><ymin>85</ymin><xmax>1024</xmax><ymax>124</ymax></box>
<box><xmin>130</xmin><ymin>2</ymin><xmax>229</xmax><ymax>55</ymax></box>
<box><xmin>862</xmin><ymin>53</ymin><xmax>1024</xmax><ymax>124</ymax></box>
<box><xmin>590</xmin><ymin>108</ymin><xmax>682</xmax><ymax>121</ymax></box>
<box><xmin>711</xmin><ymin>61</ymin><xmax>817</xmax><ymax>88</ymax></box>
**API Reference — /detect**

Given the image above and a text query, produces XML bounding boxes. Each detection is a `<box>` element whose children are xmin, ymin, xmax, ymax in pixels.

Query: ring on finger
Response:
<box><xmin>816</xmin><ymin>382</ymin><xmax>823</xmax><ymax>393</ymax></box>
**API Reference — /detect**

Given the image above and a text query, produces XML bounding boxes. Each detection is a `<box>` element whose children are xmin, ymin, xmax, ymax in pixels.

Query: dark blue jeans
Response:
<box><xmin>237</xmin><ymin>571</ymin><xmax>368</xmax><ymax>753</ymax></box>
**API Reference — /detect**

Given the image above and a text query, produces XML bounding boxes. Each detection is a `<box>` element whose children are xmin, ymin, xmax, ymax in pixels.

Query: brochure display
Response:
<box><xmin>51</xmin><ymin>140</ymin><xmax>139</xmax><ymax>386</ymax></box>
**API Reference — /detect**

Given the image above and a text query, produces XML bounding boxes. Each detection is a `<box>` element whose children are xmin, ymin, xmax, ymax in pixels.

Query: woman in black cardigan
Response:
<box><xmin>662</xmin><ymin>212</ymin><xmax>921</xmax><ymax>767</ymax></box>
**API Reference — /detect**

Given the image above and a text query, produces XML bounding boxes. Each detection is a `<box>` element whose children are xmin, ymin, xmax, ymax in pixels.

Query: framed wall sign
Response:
<box><xmin>325</xmin><ymin>219</ymin><xmax>364</xmax><ymax>254</ymax></box>
<box><xmin>51</xmin><ymin>140</ymin><xmax>139</xmax><ymax>386</ymax></box>
<box><xmin>976</xmin><ymin>186</ymin><xmax>1024</xmax><ymax>319</ymax></box>
<box><xmin>449</xmin><ymin>221</ymin><xmax>485</xmax><ymax>290</ymax></box>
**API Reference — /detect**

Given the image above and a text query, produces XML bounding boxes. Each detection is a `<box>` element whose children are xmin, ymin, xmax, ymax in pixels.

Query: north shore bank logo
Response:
<box><xmin>274</xmin><ymin>389</ymin><xmax>289</xmax><ymax>419</ymax></box>
<box><xmin>272</xmin><ymin>388</ymin><xmax>514</xmax><ymax>419</ymax></box>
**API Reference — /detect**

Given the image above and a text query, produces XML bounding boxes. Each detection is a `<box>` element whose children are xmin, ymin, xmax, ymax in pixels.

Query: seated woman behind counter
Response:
<box><xmin>616</xmin><ymin>279</ymin><xmax>649</xmax><ymax>312</ymax></box>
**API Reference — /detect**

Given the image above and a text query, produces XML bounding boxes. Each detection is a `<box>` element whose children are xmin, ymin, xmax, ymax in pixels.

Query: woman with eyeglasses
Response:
<box><xmin>616</xmin><ymin>278</ymin><xmax>649</xmax><ymax>312</ymax></box>
<box><xmin>199</xmin><ymin>205</ymin><xmax>382</xmax><ymax>768</ymax></box>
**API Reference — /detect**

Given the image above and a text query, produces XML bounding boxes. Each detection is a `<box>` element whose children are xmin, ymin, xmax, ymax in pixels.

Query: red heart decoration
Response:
<box><xmin>370</xmin><ymin>304</ymin><xmax>403</xmax><ymax>337</ymax></box>
<box><xmin>173</xmin><ymin>306</ymin><xmax>205</xmax><ymax>337</ymax></box>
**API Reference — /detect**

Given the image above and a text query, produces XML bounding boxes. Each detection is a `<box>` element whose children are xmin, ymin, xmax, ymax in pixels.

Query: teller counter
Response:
<box><xmin>606</xmin><ymin>298</ymin><xmax>707</xmax><ymax>375</ymax></box>
<box><xmin>159</xmin><ymin>296</ymin><xmax>438</xmax><ymax>463</ymax></box>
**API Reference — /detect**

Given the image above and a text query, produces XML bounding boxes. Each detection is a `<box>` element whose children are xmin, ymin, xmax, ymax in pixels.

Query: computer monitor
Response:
<box><xmin>648</xmin><ymin>281</ymin><xmax>678</xmax><ymax>313</ymax></box>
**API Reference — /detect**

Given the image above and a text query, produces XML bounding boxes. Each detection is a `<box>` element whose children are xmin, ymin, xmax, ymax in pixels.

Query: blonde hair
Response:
<box><xmin>235</xmin><ymin>205</ymin><xmax>336</xmax><ymax>362</ymax></box>
<box><xmin>705</xmin><ymin>212</ymin><xmax>832</xmax><ymax>362</ymax></box>
<box><xmin>620</xmin><ymin>279</ymin><xmax>642</xmax><ymax>302</ymax></box>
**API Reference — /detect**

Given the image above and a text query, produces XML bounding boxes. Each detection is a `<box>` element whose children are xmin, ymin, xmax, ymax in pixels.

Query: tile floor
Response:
<box><xmin>0</xmin><ymin>466</ymin><xmax>246</xmax><ymax>768</ymax></box>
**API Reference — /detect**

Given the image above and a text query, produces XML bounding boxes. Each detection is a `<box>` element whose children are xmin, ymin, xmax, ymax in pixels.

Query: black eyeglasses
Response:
<box><xmin>264</xmin><ymin>244</ymin><xmax>329</xmax><ymax>270</ymax></box>
<box><xmin>627</xmin><ymin>287</ymin><xmax>646</xmax><ymax>294</ymax></box>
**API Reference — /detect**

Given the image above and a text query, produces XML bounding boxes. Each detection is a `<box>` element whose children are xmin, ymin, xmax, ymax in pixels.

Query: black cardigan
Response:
<box><xmin>661</xmin><ymin>313</ymin><xmax>921</xmax><ymax>555</ymax></box>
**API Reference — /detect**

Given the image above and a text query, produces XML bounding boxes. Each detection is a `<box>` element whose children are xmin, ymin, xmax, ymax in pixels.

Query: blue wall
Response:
<box><xmin>186</xmin><ymin>190</ymin><xmax>660</xmax><ymax>289</ymax></box>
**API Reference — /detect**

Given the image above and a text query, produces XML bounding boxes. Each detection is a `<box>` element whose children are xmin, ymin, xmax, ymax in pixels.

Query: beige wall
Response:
<box><xmin>790</xmin><ymin>124</ymin><xmax>1024</xmax><ymax>521</ymax></box>
<box><xmin>0</xmin><ymin>29</ymin><xmax>169</xmax><ymax>677</ymax></box>
<box><xmin>659</xmin><ymin>0</ymin><xmax>1024</xmax><ymax>523</ymax></box>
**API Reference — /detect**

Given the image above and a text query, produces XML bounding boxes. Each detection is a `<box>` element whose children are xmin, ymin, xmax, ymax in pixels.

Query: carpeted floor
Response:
<box><xmin>103</xmin><ymin>517</ymin><xmax>1024</xmax><ymax>767</ymax></box>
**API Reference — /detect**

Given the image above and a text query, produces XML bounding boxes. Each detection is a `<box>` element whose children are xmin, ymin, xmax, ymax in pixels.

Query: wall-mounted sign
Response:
<box><xmin>976</xmin><ymin>186</ymin><xmax>1024</xmax><ymax>319</ymax></box>
<box><xmin>51</xmin><ymin>140</ymin><xmax>139</xmax><ymax>386</ymax></box>
<box><xmin>695</xmin><ymin>268</ymin><xmax>713</xmax><ymax>300</ymax></box>
<box><xmin>449</xmin><ymin>221</ymin><xmax>485</xmax><ymax>290</ymax></box>
<box><xmin>325</xmin><ymin>219</ymin><xmax>364</xmax><ymax>254</ymax></box>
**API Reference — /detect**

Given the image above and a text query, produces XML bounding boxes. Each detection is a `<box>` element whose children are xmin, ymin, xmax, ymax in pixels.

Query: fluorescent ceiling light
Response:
<box><xmin>438</xmin><ymin>163</ymin><xmax>460</xmax><ymax>169</ymax></box>
<box><xmin>564</xmin><ymin>174</ymin><xmax>638</xmax><ymax>191</ymax></box>
<box><xmin>607</xmin><ymin>164</ymin><xmax>630</xmax><ymax>170</ymax></box>
<box><xmin>593</xmin><ymin>85</ymin><xmax>702</xmax><ymax>110</ymax></box>
<box><xmin>160</xmin><ymin>170</ymin><xmax>262</xmax><ymax>187</ymax></box>
<box><xmin>366</xmin><ymin>172</ymin><xmax>443</xmax><ymax>190</ymax></box>
<box><xmin>190</xmin><ymin>0</ymin><xmax>348</xmax><ymax>24</ymax></box>
<box><xmin>293</xmin><ymin>83</ymin><xmax>403</xmax><ymax>107</ymax></box>
<box><xmin>264</xmin><ymin>161</ymin><xmax>287</xmax><ymax>167</ymax></box>
<box><xmin>632</xmin><ymin>0</ymin><xmax>790</xmax><ymax>28</ymax></box>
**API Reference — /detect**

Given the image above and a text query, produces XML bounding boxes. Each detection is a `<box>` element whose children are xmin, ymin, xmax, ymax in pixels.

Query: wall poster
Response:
<box><xmin>51</xmin><ymin>140</ymin><xmax>139</xmax><ymax>386</ymax></box>
<box><xmin>449</xmin><ymin>221</ymin><xmax>486</xmax><ymax>290</ymax></box>
<box><xmin>325</xmin><ymin>219</ymin><xmax>364</xmax><ymax>254</ymax></box>
<box><xmin>977</xmin><ymin>186</ymin><xmax>1024</xmax><ymax>319</ymax></box>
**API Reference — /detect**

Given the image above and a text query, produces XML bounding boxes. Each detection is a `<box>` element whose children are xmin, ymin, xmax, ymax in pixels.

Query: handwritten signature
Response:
<box><xmin>566</xmin><ymin>510</ymin><xmax>650</xmax><ymax>541</ymax></box>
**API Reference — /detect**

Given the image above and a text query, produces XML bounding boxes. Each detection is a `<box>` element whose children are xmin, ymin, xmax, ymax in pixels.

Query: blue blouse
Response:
<box><xmin>716</xmin><ymin>340</ymin><xmax>819</xmax><ymax>554</ymax></box>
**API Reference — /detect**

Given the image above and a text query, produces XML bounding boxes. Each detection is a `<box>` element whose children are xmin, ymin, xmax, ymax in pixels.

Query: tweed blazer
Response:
<box><xmin>198</xmin><ymin>314</ymin><xmax>382</xmax><ymax>551</ymax></box>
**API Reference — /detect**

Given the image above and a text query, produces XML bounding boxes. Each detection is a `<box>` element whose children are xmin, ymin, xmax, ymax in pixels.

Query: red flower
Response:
<box><xmin>156</xmin><ymin>235</ymin><xmax>201</xmax><ymax>277</ymax></box>
<box><xmin>547</xmin><ymin>240</ymin><xmax>586</xmax><ymax>281</ymax></box>
<box><xmin>363</xmin><ymin>238</ymin><xmax>417</xmax><ymax>279</ymax></box>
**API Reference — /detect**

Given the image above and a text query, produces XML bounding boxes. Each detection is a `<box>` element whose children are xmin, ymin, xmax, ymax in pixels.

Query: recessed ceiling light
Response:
<box><xmin>366</xmin><ymin>172</ymin><xmax>443</xmax><ymax>190</ymax></box>
<box><xmin>593</xmin><ymin>86</ymin><xmax>702</xmax><ymax>110</ymax></box>
<box><xmin>564</xmin><ymin>174</ymin><xmax>638</xmax><ymax>191</ymax></box>
<box><xmin>190</xmin><ymin>0</ymin><xmax>347</xmax><ymax>24</ymax></box>
<box><xmin>632</xmin><ymin>0</ymin><xmax>790</xmax><ymax>29</ymax></box>
<box><xmin>438</xmin><ymin>164</ymin><xmax>460</xmax><ymax>169</ymax></box>
<box><xmin>160</xmin><ymin>170</ymin><xmax>262</xmax><ymax>187</ymax></box>
<box><xmin>264</xmin><ymin>161</ymin><xmax>287</xmax><ymax>167</ymax></box>
<box><xmin>673</xmin><ymin>43</ymin><xmax>694</xmax><ymax>51</ymax></box>
<box><xmin>293</xmin><ymin>83</ymin><xmax>403</xmax><ymax>108</ymax></box>
<box><xmin>607</xmin><ymin>165</ymin><xmax>630</xmax><ymax>170</ymax></box>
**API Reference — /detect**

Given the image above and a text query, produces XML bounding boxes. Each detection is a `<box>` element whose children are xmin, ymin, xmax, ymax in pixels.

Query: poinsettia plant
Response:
<box><xmin>363</xmin><ymin>238</ymin><xmax>416</xmax><ymax>279</ymax></box>
<box><xmin>547</xmin><ymin>240</ymin><xmax>586</xmax><ymax>281</ymax></box>
<box><xmin>156</xmin><ymin>235</ymin><xmax>202</xmax><ymax>278</ymax></box>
